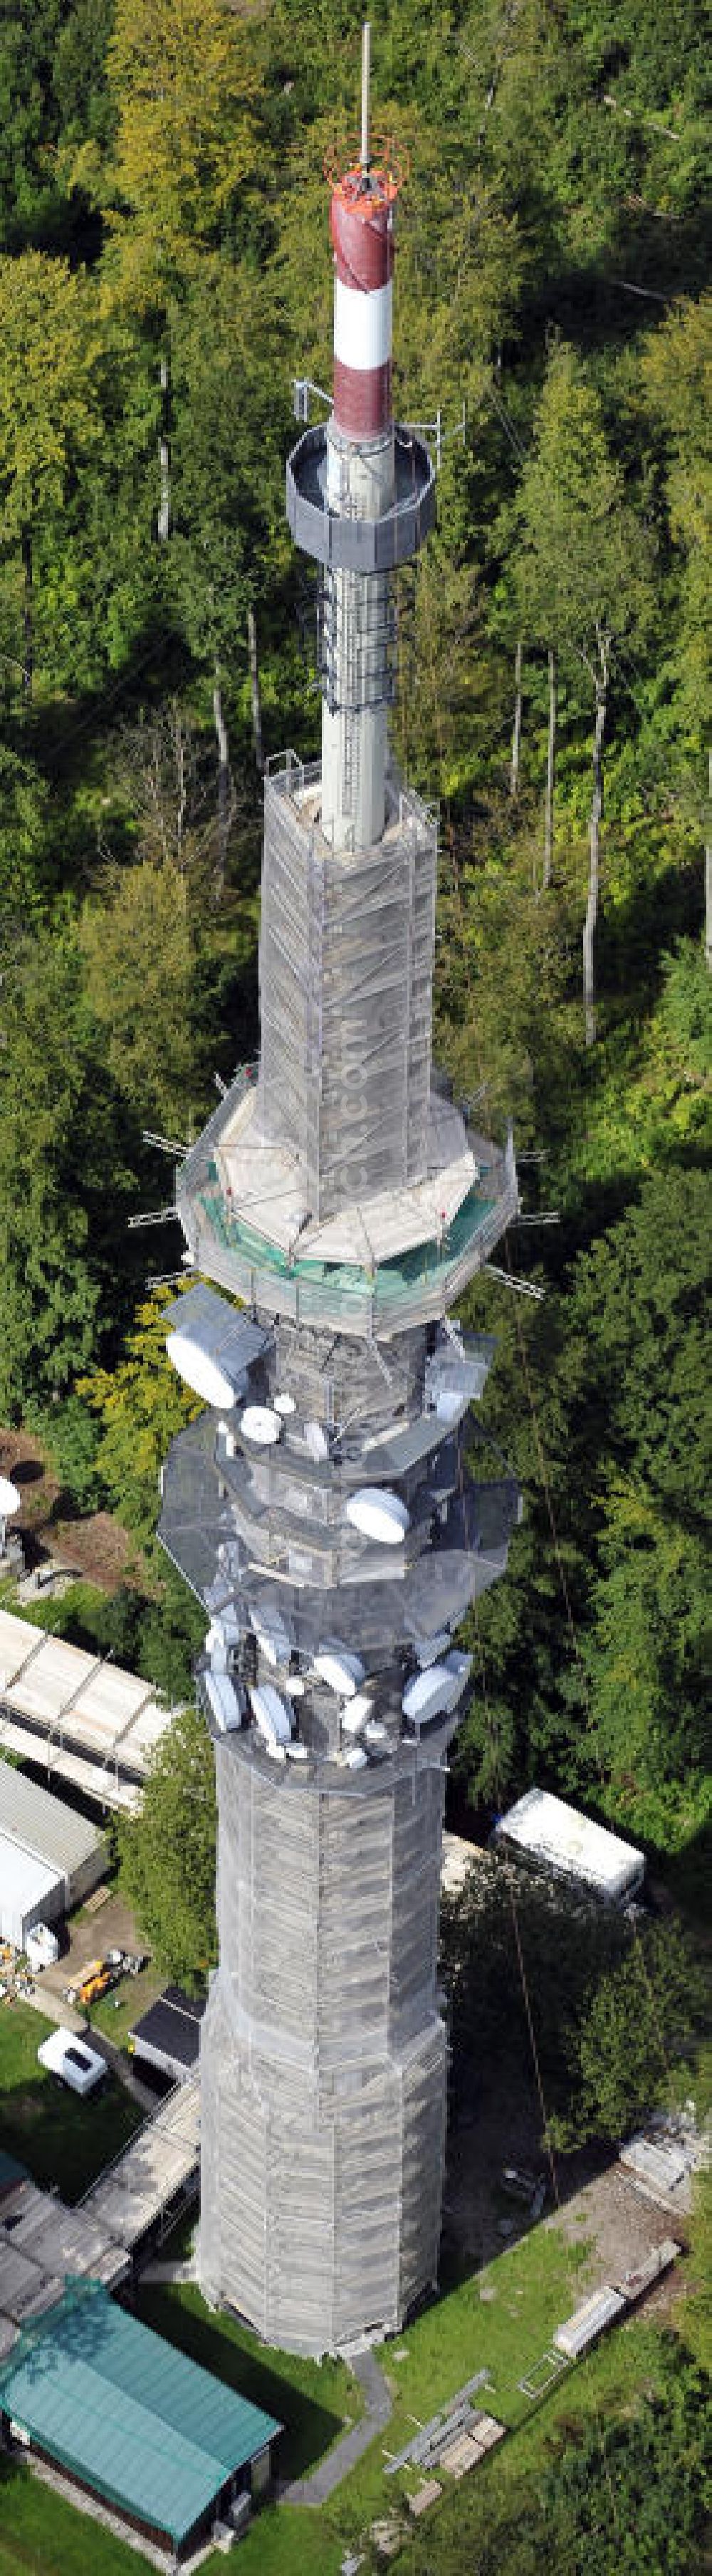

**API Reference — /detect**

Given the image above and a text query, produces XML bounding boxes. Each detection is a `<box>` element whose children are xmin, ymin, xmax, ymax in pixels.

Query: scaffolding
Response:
<box><xmin>198</xmin><ymin>1743</ymin><xmax>446</xmax><ymax>2353</ymax></box>
<box><xmin>258</xmin><ymin>758</ymin><xmax>436</xmax><ymax>1218</ymax></box>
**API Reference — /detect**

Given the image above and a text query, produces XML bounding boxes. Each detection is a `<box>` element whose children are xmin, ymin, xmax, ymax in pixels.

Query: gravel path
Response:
<box><xmin>281</xmin><ymin>2345</ymin><xmax>392</xmax><ymax>2504</ymax></box>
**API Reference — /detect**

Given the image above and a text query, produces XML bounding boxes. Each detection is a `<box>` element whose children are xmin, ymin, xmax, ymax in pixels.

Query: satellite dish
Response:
<box><xmin>314</xmin><ymin>1644</ymin><xmax>365</xmax><ymax>1697</ymax></box>
<box><xmin>166</xmin><ymin>1334</ymin><xmax>238</xmax><ymax>1412</ymax></box>
<box><xmin>0</xmin><ymin>1478</ymin><xmax>20</xmax><ymax>1517</ymax></box>
<box><xmin>345</xmin><ymin>1487</ymin><xmax>409</xmax><ymax>1544</ymax></box>
<box><xmin>239</xmin><ymin>1406</ymin><xmax>282</xmax><ymax>1447</ymax></box>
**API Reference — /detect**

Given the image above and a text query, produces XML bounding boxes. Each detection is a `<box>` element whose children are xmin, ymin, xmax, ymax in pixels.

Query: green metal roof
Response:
<box><xmin>0</xmin><ymin>2284</ymin><xmax>281</xmax><ymax>2544</ymax></box>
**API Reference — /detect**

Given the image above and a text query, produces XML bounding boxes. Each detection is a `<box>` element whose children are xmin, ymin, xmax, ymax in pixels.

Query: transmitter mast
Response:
<box><xmin>159</xmin><ymin>31</ymin><xmax>520</xmax><ymax>2355</ymax></box>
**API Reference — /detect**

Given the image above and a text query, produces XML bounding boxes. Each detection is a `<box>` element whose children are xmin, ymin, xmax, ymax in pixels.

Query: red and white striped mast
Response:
<box><xmin>288</xmin><ymin>28</ymin><xmax>435</xmax><ymax>852</ymax></box>
<box><xmin>330</xmin><ymin>22</ymin><xmax>394</xmax><ymax>443</ymax></box>
<box><xmin>320</xmin><ymin>24</ymin><xmax>402</xmax><ymax>847</ymax></box>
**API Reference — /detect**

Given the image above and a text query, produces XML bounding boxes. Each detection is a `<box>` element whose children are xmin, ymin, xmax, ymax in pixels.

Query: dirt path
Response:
<box><xmin>0</xmin><ymin>1424</ymin><xmax>142</xmax><ymax>1593</ymax></box>
<box><xmin>546</xmin><ymin>2162</ymin><xmax>687</xmax><ymax>2310</ymax></box>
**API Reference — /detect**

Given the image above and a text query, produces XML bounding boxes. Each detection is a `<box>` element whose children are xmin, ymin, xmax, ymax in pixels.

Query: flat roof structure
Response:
<box><xmin>80</xmin><ymin>2073</ymin><xmax>200</xmax><ymax>2251</ymax></box>
<box><xmin>130</xmin><ymin>1986</ymin><xmax>206</xmax><ymax>2085</ymax></box>
<box><xmin>0</xmin><ymin>2172</ymin><xmax>130</xmax><ymax>2337</ymax></box>
<box><xmin>0</xmin><ymin>1609</ymin><xmax>173</xmax><ymax>1810</ymax></box>
<box><xmin>0</xmin><ymin>2283</ymin><xmax>281</xmax><ymax>2551</ymax></box>
<box><xmin>0</xmin><ymin>2085</ymin><xmax>206</xmax><ymax>2370</ymax></box>
<box><xmin>215</xmin><ymin>1078</ymin><xmax>479</xmax><ymax>1265</ymax></box>
<box><xmin>493</xmin><ymin>1787</ymin><xmax>644</xmax><ymax>1902</ymax></box>
<box><xmin>0</xmin><ymin>1755</ymin><xmax>103</xmax><ymax>1880</ymax></box>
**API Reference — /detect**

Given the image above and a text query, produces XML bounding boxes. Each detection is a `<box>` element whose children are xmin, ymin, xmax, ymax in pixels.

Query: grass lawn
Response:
<box><xmin>389</xmin><ymin>2318</ymin><xmax>686</xmax><ymax>2575</ymax></box>
<box><xmin>136</xmin><ymin>2282</ymin><xmax>363</xmax><ymax>2483</ymax></box>
<box><xmin>0</xmin><ymin>2194</ymin><xmax>689</xmax><ymax>2576</ymax></box>
<box><xmin>132</xmin><ymin>2218</ymin><xmax>594</xmax><ymax>2574</ymax></box>
<box><xmin>0</xmin><ymin>2458</ymin><xmax>148</xmax><ymax>2576</ymax></box>
<box><xmin>89</xmin><ymin>1961</ymin><xmax>161</xmax><ymax>2051</ymax></box>
<box><xmin>0</xmin><ymin>1999</ymin><xmax>143</xmax><ymax>2202</ymax></box>
<box><xmin>0</xmin><ymin>2320</ymin><xmax>678</xmax><ymax>2576</ymax></box>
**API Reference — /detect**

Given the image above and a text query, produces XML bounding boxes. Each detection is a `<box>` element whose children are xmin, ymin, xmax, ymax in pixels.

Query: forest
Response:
<box><xmin>0</xmin><ymin>0</ymin><xmax>709</xmax><ymax>1923</ymax></box>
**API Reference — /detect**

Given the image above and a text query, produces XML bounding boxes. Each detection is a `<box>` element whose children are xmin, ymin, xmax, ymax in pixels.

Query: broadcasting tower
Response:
<box><xmin>159</xmin><ymin>31</ymin><xmax>520</xmax><ymax>2356</ymax></box>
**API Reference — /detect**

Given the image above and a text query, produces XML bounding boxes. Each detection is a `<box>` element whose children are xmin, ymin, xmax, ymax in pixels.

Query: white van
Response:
<box><xmin>37</xmin><ymin>2026</ymin><xmax>107</xmax><ymax>2097</ymax></box>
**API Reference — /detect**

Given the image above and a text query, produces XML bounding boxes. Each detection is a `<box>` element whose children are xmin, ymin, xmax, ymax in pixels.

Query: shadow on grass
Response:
<box><xmin>135</xmin><ymin>2286</ymin><xmax>346</xmax><ymax>2482</ymax></box>
<box><xmin>0</xmin><ymin>2059</ymin><xmax>142</xmax><ymax>2206</ymax></box>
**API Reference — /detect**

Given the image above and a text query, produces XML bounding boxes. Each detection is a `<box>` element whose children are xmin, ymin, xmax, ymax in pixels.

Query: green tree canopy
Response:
<box><xmin>120</xmin><ymin>1701</ymin><xmax>216</xmax><ymax>1989</ymax></box>
<box><xmin>93</xmin><ymin>0</ymin><xmax>263</xmax><ymax>299</ymax></box>
<box><xmin>0</xmin><ymin>924</ymin><xmax>140</xmax><ymax>1416</ymax></box>
<box><xmin>79</xmin><ymin>1288</ymin><xmax>203</xmax><ymax>1544</ymax></box>
<box><xmin>0</xmin><ymin>251</ymin><xmax>102</xmax><ymax>687</ymax></box>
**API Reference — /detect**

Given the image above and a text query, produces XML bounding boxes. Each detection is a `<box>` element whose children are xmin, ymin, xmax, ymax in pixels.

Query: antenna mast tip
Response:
<box><xmin>361</xmin><ymin>20</ymin><xmax>371</xmax><ymax>174</ymax></box>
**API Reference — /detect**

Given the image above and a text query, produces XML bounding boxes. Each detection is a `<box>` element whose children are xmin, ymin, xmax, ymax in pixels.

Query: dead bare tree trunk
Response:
<box><xmin>213</xmin><ymin>666</ymin><xmax>231</xmax><ymax>901</ymax></box>
<box><xmin>157</xmin><ymin>354</ymin><xmax>170</xmax><ymax>543</ymax></box>
<box><xmin>247</xmin><ymin>607</ymin><xmax>263</xmax><ymax>773</ymax></box>
<box><xmin>543</xmin><ymin>648</ymin><xmax>556</xmax><ymax>888</ymax></box>
<box><xmin>21</xmin><ymin>525</ymin><xmax>33</xmax><ymax>696</ymax></box>
<box><xmin>510</xmin><ymin>638</ymin><xmax>523</xmax><ymax>797</ymax></box>
<box><xmin>172</xmin><ymin>700</ymin><xmax>187</xmax><ymax>873</ymax></box>
<box><xmin>583</xmin><ymin>635</ymin><xmax>607</xmax><ymax>1047</ymax></box>
<box><xmin>706</xmin><ymin>748</ymin><xmax>711</xmax><ymax>970</ymax></box>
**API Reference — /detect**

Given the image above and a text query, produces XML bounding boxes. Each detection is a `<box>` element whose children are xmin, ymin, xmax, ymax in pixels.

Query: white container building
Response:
<box><xmin>493</xmin><ymin>1786</ymin><xmax>644</xmax><ymax>1903</ymax></box>
<box><xmin>0</xmin><ymin>1756</ymin><xmax>106</xmax><ymax>1947</ymax></box>
<box><xmin>1</xmin><ymin>1840</ymin><xmax>63</xmax><ymax>1952</ymax></box>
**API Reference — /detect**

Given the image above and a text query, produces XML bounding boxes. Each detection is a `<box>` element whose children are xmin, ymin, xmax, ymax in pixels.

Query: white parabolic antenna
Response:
<box><xmin>345</xmin><ymin>1488</ymin><xmax>409</xmax><ymax>1544</ymax></box>
<box><xmin>314</xmin><ymin>1644</ymin><xmax>365</xmax><ymax>1697</ymax></box>
<box><xmin>166</xmin><ymin>1333</ymin><xmax>238</xmax><ymax>1413</ymax></box>
<box><xmin>239</xmin><ymin>1405</ymin><xmax>282</xmax><ymax>1447</ymax></box>
<box><xmin>0</xmin><ymin>1478</ymin><xmax>21</xmax><ymax>1517</ymax></box>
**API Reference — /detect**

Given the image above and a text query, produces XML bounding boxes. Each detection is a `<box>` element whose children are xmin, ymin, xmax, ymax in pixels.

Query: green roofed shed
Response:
<box><xmin>0</xmin><ymin>2284</ymin><xmax>281</xmax><ymax>2548</ymax></box>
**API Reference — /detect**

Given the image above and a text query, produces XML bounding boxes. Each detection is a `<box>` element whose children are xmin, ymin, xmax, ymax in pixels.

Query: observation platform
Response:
<box><xmin>287</xmin><ymin>422</ymin><xmax>436</xmax><ymax>570</ymax></box>
<box><xmin>176</xmin><ymin>1078</ymin><xmax>518</xmax><ymax>1341</ymax></box>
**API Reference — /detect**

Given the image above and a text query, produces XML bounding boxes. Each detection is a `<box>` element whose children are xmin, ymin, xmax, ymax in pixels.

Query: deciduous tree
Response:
<box><xmin>501</xmin><ymin>343</ymin><xmax>651</xmax><ymax>1039</ymax></box>
<box><xmin>120</xmin><ymin>1701</ymin><xmax>216</xmax><ymax>1989</ymax></box>
<box><xmin>0</xmin><ymin>252</ymin><xmax>102</xmax><ymax>693</ymax></box>
<box><xmin>0</xmin><ymin>924</ymin><xmax>137</xmax><ymax>1416</ymax></box>
<box><xmin>79</xmin><ymin>1289</ymin><xmax>202</xmax><ymax>1544</ymax></box>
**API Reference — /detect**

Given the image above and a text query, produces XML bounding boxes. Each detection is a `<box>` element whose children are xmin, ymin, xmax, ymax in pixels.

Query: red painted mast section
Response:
<box><xmin>330</xmin><ymin>173</ymin><xmax>395</xmax><ymax>437</ymax></box>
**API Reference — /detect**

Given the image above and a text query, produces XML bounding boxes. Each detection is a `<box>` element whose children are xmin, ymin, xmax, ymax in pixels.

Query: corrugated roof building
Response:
<box><xmin>0</xmin><ymin>2282</ymin><xmax>281</xmax><ymax>2555</ymax></box>
<box><xmin>0</xmin><ymin>1757</ymin><xmax>105</xmax><ymax>1945</ymax></box>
